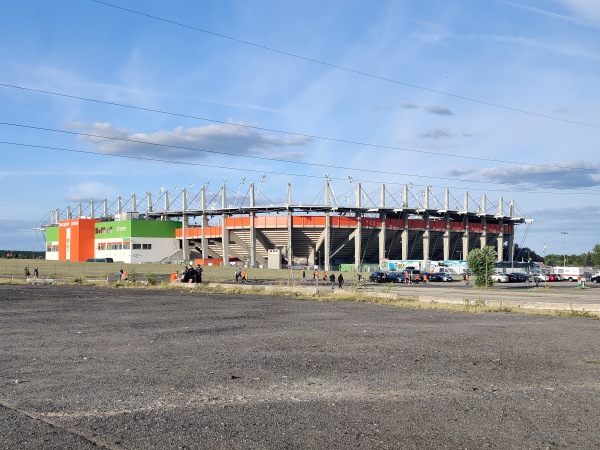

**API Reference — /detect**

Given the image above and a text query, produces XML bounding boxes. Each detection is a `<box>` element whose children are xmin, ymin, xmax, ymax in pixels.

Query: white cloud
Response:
<box><xmin>557</xmin><ymin>0</ymin><xmax>600</xmax><ymax>22</ymax></box>
<box><xmin>447</xmin><ymin>163</ymin><xmax>600</xmax><ymax>189</ymax></box>
<box><xmin>67</xmin><ymin>122</ymin><xmax>312</xmax><ymax>161</ymax></box>
<box><xmin>424</xmin><ymin>105</ymin><xmax>454</xmax><ymax>116</ymax></box>
<box><xmin>64</xmin><ymin>182</ymin><xmax>118</xmax><ymax>202</ymax></box>
<box><xmin>421</xmin><ymin>128</ymin><xmax>454</xmax><ymax>139</ymax></box>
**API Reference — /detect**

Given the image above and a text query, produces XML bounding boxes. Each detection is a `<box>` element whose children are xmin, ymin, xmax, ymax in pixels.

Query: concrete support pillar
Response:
<box><xmin>443</xmin><ymin>214</ymin><xmax>450</xmax><ymax>261</ymax></box>
<box><xmin>78</xmin><ymin>203</ymin><xmax>82</xmax><ymax>218</ymax></box>
<box><xmin>131</xmin><ymin>193</ymin><xmax>137</xmax><ymax>213</ymax></box>
<box><xmin>117</xmin><ymin>196</ymin><xmax>122</xmax><ymax>215</ymax></box>
<box><xmin>378</xmin><ymin>183</ymin><xmax>386</xmax><ymax>262</ymax></box>
<box><xmin>422</xmin><ymin>214</ymin><xmax>430</xmax><ymax>263</ymax></box>
<box><xmin>146</xmin><ymin>192</ymin><xmax>153</xmax><ymax>213</ymax></box>
<box><xmin>181</xmin><ymin>189</ymin><xmax>188</xmax><ymax>261</ymax></box>
<box><xmin>324</xmin><ymin>179</ymin><xmax>331</xmax><ymax>271</ymax></box>
<box><xmin>496</xmin><ymin>221</ymin><xmax>504</xmax><ymax>262</ymax></box>
<box><xmin>66</xmin><ymin>205</ymin><xmax>72</xmax><ymax>220</ymax></box>
<box><xmin>200</xmin><ymin>187</ymin><xmax>208</xmax><ymax>260</ymax></box>
<box><xmin>55</xmin><ymin>208</ymin><xmax>60</xmax><ymax>223</ymax></box>
<box><xmin>249</xmin><ymin>182</ymin><xmax>257</xmax><ymax>268</ymax></box>
<box><xmin>507</xmin><ymin>227</ymin><xmax>515</xmax><ymax>262</ymax></box>
<box><xmin>221</xmin><ymin>182</ymin><xmax>229</xmax><ymax>266</ymax></box>
<box><xmin>163</xmin><ymin>191</ymin><xmax>169</xmax><ymax>213</ymax></box>
<box><xmin>480</xmin><ymin>217</ymin><xmax>487</xmax><ymax>249</ymax></box>
<box><xmin>90</xmin><ymin>200</ymin><xmax>95</xmax><ymax>219</ymax></box>
<box><xmin>462</xmin><ymin>217</ymin><xmax>469</xmax><ymax>260</ymax></box>
<box><xmin>402</xmin><ymin>213</ymin><xmax>409</xmax><ymax>260</ymax></box>
<box><xmin>287</xmin><ymin>182</ymin><xmax>293</xmax><ymax>267</ymax></box>
<box><xmin>354</xmin><ymin>182</ymin><xmax>362</xmax><ymax>271</ymax></box>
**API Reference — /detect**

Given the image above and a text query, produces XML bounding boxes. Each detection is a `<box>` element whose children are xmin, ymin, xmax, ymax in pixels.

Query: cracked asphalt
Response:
<box><xmin>1</xmin><ymin>284</ymin><xmax>599</xmax><ymax>449</ymax></box>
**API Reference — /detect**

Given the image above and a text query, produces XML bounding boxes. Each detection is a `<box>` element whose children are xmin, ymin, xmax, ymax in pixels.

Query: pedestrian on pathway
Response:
<box><xmin>329</xmin><ymin>273</ymin><xmax>335</xmax><ymax>290</ymax></box>
<box><xmin>338</xmin><ymin>273</ymin><xmax>344</xmax><ymax>289</ymax></box>
<box><xmin>465</xmin><ymin>272</ymin><xmax>470</xmax><ymax>286</ymax></box>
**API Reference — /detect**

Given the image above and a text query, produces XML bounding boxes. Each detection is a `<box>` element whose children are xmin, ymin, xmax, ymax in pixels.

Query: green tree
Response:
<box><xmin>591</xmin><ymin>244</ymin><xmax>600</xmax><ymax>267</ymax></box>
<box><xmin>466</xmin><ymin>246</ymin><xmax>498</xmax><ymax>287</ymax></box>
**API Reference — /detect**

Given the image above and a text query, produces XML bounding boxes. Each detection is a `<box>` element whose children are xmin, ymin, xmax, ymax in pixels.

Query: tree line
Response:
<box><xmin>507</xmin><ymin>244</ymin><xmax>600</xmax><ymax>267</ymax></box>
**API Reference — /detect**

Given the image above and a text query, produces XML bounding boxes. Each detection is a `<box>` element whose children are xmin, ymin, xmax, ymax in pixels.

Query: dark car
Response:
<box><xmin>507</xmin><ymin>273</ymin><xmax>526</xmax><ymax>282</ymax></box>
<box><xmin>428</xmin><ymin>272</ymin><xmax>453</xmax><ymax>282</ymax></box>
<box><xmin>591</xmin><ymin>273</ymin><xmax>600</xmax><ymax>283</ymax></box>
<box><xmin>369</xmin><ymin>271</ymin><xmax>389</xmax><ymax>283</ymax></box>
<box><xmin>387</xmin><ymin>272</ymin><xmax>406</xmax><ymax>283</ymax></box>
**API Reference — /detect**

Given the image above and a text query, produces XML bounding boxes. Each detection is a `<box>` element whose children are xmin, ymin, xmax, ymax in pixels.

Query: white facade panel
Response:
<box><xmin>95</xmin><ymin>237</ymin><xmax>179</xmax><ymax>264</ymax></box>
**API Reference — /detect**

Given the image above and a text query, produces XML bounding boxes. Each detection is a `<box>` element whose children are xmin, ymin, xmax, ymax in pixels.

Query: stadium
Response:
<box><xmin>42</xmin><ymin>180</ymin><xmax>529</xmax><ymax>270</ymax></box>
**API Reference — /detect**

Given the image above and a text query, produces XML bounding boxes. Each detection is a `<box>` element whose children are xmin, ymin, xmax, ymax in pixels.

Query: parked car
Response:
<box><xmin>369</xmin><ymin>271</ymin><xmax>389</xmax><ymax>283</ymax></box>
<box><xmin>387</xmin><ymin>272</ymin><xmax>406</xmax><ymax>283</ymax></box>
<box><xmin>492</xmin><ymin>272</ymin><xmax>509</xmax><ymax>283</ymax></box>
<box><xmin>590</xmin><ymin>273</ymin><xmax>600</xmax><ymax>283</ymax></box>
<box><xmin>427</xmin><ymin>272</ymin><xmax>453</xmax><ymax>282</ymax></box>
<box><xmin>507</xmin><ymin>273</ymin><xmax>526</xmax><ymax>282</ymax></box>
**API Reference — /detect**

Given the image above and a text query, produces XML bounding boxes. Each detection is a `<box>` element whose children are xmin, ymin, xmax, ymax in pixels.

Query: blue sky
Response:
<box><xmin>1</xmin><ymin>0</ymin><xmax>599</xmax><ymax>257</ymax></box>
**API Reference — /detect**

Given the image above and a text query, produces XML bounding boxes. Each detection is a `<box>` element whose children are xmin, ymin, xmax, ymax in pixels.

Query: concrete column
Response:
<box><xmin>78</xmin><ymin>203</ymin><xmax>82</xmax><ymax>218</ymax></box>
<box><xmin>90</xmin><ymin>200</ymin><xmax>95</xmax><ymax>219</ymax></box>
<box><xmin>181</xmin><ymin>188</ymin><xmax>188</xmax><ymax>261</ymax></box>
<box><xmin>201</xmin><ymin>187</ymin><xmax>208</xmax><ymax>261</ymax></box>
<box><xmin>378</xmin><ymin>184</ymin><xmax>386</xmax><ymax>262</ymax></box>
<box><xmin>66</xmin><ymin>205</ymin><xmax>71</xmax><ymax>220</ymax></box>
<box><xmin>462</xmin><ymin>217</ymin><xmax>469</xmax><ymax>260</ymax></box>
<box><xmin>131</xmin><ymin>193</ymin><xmax>137</xmax><ymax>213</ymax></box>
<box><xmin>221</xmin><ymin>182</ymin><xmax>229</xmax><ymax>266</ymax></box>
<box><xmin>496</xmin><ymin>221</ymin><xmax>504</xmax><ymax>262</ymax></box>
<box><xmin>507</xmin><ymin>227</ymin><xmax>515</xmax><ymax>262</ymax></box>
<box><xmin>480</xmin><ymin>217</ymin><xmax>487</xmax><ymax>249</ymax></box>
<box><xmin>422</xmin><ymin>214</ymin><xmax>430</xmax><ymax>262</ymax></box>
<box><xmin>402</xmin><ymin>213</ymin><xmax>409</xmax><ymax>260</ymax></box>
<box><xmin>324</xmin><ymin>179</ymin><xmax>331</xmax><ymax>271</ymax></box>
<box><xmin>249</xmin><ymin>182</ymin><xmax>256</xmax><ymax>268</ymax></box>
<box><xmin>287</xmin><ymin>182</ymin><xmax>293</xmax><ymax>267</ymax></box>
<box><xmin>354</xmin><ymin>182</ymin><xmax>362</xmax><ymax>271</ymax></box>
<box><xmin>443</xmin><ymin>214</ymin><xmax>450</xmax><ymax>261</ymax></box>
<box><xmin>103</xmin><ymin>198</ymin><xmax>108</xmax><ymax>218</ymax></box>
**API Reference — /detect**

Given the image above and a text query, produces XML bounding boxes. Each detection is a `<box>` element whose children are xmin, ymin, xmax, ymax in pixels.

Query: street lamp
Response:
<box><xmin>561</xmin><ymin>231</ymin><xmax>568</xmax><ymax>266</ymax></box>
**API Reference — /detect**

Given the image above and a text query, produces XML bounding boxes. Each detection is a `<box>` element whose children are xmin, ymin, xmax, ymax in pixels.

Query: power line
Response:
<box><xmin>89</xmin><ymin>0</ymin><xmax>600</xmax><ymax>130</ymax></box>
<box><xmin>1</xmin><ymin>83</ymin><xmax>598</xmax><ymax>175</ymax></box>
<box><xmin>1</xmin><ymin>139</ymin><xmax>599</xmax><ymax>196</ymax></box>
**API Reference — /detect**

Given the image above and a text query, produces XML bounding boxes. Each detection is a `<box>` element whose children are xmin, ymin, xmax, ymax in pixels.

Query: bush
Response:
<box><xmin>466</xmin><ymin>246</ymin><xmax>497</xmax><ymax>287</ymax></box>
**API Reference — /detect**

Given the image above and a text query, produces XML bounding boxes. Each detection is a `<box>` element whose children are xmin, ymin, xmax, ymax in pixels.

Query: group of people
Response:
<box><xmin>170</xmin><ymin>264</ymin><xmax>203</xmax><ymax>283</ymax></box>
<box><xmin>24</xmin><ymin>267</ymin><xmax>39</xmax><ymax>279</ymax></box>
<box><xmin>291</xmin><ymin>269</ymin><xmax>344</xmax><ymax>289</ymax></box>
<box><xmin>117</xmin><ymin>269</ymin><xmax>129</xmax><ymax>282</ymax></box>
<box><xmin>235</xmin><ymin>267</ymin><xmax>248</xmax><ymax>282</ymax></box>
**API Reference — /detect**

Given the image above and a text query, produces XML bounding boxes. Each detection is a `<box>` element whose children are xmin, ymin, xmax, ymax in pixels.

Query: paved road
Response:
<box><xmin>1</xmin><ymin>284</ymin><xmax>600</xmax><ymax>449</ymax></box>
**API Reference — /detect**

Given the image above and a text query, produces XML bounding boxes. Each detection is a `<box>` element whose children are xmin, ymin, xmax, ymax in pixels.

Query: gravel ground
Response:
<box><xmin>1</xmin><ymin>284</ymin><xmax>599</xmax><ymax>449</ymax></box>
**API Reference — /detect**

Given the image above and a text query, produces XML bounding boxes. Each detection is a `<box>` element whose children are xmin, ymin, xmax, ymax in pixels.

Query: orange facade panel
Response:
<box><xmin>254</xmin><ymin>216</ymin><xmax>288</xmax><ymax>228</ymax></box>
<box><xmin>57</xmin><ymin>218</ymin><xmax>99</xmax><ymax>261</ymax></box>
<box><xmin>331</xmin><ymin>216</ymin><xmax>358</xmax><ymax>228</ymax></box>
<box><xmin>225</xmin><ymin>217</ymin><xmax>251</xmax><ymax>229</ymax></box>
<box><xmin>450</xmin><ymin>222</ymin><xmax>466</xmax><ymax>232</ymax></box>
<box><xmin>408</xmin><ymin>219</ymin><xmax>426</xmax><ymax>230</ymax></box>
<box><xmin>487</xmin><ymin>224</ymin><xmax>500</xmax><ymax>233</ymax></box>
<box><xmin>292</xmin><ymin>216</ymin><xmax>326</xmax><ymax>227</ymax></box>
<box><xmin>178</xmin><ymin>226</ymin><xmax>222</xmax><ymax>239</ymax></box>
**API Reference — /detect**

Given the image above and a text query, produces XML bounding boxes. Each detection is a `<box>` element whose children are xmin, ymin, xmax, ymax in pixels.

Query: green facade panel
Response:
<box><xmin>45</xmin><ymin>226</ymin><xmax>59</xmax><ymax>242</ymax></box>
<box><xmin>95</xmin><ymin>220</ymin><xmax>181</xmax><ymax>239</ymax></box>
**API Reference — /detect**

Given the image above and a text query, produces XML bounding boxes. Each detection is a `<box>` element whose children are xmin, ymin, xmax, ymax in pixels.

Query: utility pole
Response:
<box><xmin>561</xmin><ymin>231</ymin><xmax>568</xmax><ymax>266</ymax></box>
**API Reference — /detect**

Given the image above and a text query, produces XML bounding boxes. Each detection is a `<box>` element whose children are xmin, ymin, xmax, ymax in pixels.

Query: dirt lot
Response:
<box><xmin>1</xmin><ymin>284</ymin><xmax>600</xmax><ymax>449</ymax></box>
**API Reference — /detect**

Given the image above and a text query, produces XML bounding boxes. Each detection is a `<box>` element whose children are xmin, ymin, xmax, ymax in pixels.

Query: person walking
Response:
<box><xmin>338</xmin><ymin>273</ymin><xmax>344</xmax><ymax>289</ymax></box>
<box><xmin>464</xmin><ymin>272</ymin><xmax>470</xmax><ymax>286</ymax></box>
<box><xmin>302</xmin><ymin>270</ymin><xmax>306</xmax><ymax>282</ymax></box>
<box><xmin>329</xmin><ymin>273</ymin><xmax>335</xmax><ymax>290</ymax></box>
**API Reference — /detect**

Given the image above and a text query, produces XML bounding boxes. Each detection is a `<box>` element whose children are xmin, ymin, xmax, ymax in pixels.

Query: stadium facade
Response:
<box><xmin>43</xmin><ymin>181</ymin><xmax>529</xmax><ymax>270</ymax></box>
